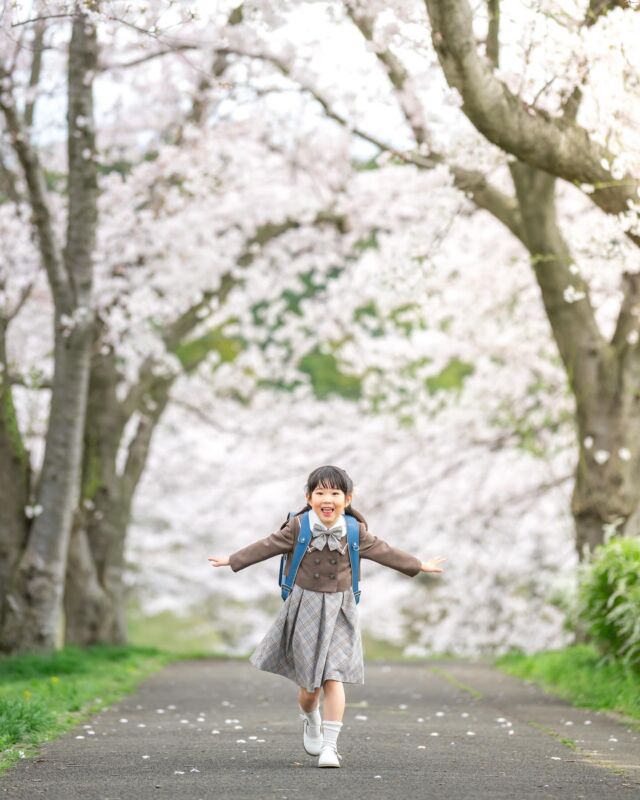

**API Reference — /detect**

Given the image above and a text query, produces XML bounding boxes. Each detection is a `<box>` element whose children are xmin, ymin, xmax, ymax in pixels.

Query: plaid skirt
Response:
<box><xmin>249</xmin><ymin>584</ymin><xmax>364</xmax><ymax>692</ymax></box>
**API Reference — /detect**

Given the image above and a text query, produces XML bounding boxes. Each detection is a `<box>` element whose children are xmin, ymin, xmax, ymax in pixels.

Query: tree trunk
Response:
<box><xmin>64</xmin><ymin>520</ymin><xmax>113</xmax><ymax>645</ymax></box>
<box><xmin>65</xmin><ymin>502</ymin><xmax>130</xmax><ymax>645</ymax></box>
<box><xmin>1</xmin><ymin>323</ymin><xmax>93</xmax><ymax>651</ymax></box>
<box><xmin>511</xmin><ymin>163</ymin><xmax>640</xmax><ymax>556</ymax></box>
<box><xmin>0</xmin><ymin>319</ymin><xmax>30</xmax><ymax>630</ymax></box>
<box><xmin>572</xmin><ymin>390</ymin><xmax>640</xmax><ymax>555</ymax></box>
<box><xmin>0</xmin><ymin>9</ymin><xmax>98</xmax><ymax>653</ymax></box>
<box><xmin>63</xmin><ymin>349</ymin><xmax>171</xmax><ymax>645</ymax></box>
<box><xmin>63</xmin><ymin>348</ymin><xmax>127</xmax><ymax>645</ymax></box>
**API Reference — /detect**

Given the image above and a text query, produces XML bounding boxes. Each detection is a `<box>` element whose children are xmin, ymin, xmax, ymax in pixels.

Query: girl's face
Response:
<box><xmin>307</xmin><ymin>484</ymin><xmax>352</xmax><ymax>528</ymax></box>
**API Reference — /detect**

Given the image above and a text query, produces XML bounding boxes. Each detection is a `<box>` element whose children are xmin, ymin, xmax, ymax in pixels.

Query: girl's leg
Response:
<box><xmin>297</xmin><ymin>685</ymin><xmax>322</xmax><ymax>712</ymax></box>
<box><xmin>321</xmin><ymin>679</ymin><xmax>345</xmax><ymax>722</ymax></box>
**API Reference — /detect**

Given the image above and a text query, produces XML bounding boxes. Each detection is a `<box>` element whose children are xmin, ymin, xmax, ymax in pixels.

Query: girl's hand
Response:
<box><xmin>208</xmin><ymin>556</ymin><xmax>230</xmax><ymax>568</ymax></box>
<box><xmin>420</xmin><ymin>556</ymin><xmax>446</xmax><ymax>573</ymax></box>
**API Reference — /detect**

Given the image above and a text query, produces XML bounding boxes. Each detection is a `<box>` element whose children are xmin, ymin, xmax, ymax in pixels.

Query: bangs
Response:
<box><xmin>306</xmin><ymin>465</ymin><xmax>352</xmax><ymax>495</ymax></box>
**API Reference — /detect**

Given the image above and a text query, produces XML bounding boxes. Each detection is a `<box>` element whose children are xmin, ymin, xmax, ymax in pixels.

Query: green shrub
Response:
<box><xmin>577</xmin><ymin>536</ymin><xmax>640</xmax><ymax>668</ymax></box>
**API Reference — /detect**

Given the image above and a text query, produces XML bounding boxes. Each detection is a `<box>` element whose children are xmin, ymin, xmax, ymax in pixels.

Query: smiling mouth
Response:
<box><xmin>320</xmin><ymin>507</ymin><xmax>334</xmax><ymax>515</ymax></box>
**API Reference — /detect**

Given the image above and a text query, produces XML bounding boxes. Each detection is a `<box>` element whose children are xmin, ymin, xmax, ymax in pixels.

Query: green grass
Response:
<box><xmin>0</xmin><ymin>645</ymin><xmax>178</xmax><ymax>775</ymax></box>
<box><xmin>495</xmin><ymin>644</ymin><xmax>640</xmax><ymax>724</ymax></box>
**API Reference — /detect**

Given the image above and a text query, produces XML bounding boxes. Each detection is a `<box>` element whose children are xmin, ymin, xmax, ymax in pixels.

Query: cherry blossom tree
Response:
<box><xmin>5</xmin><ymin>0</ymin><xmax>639</xmax><ymax>658</ymax></box>
<box><xmin>226</xmin><ymin>0</ymin><xmax>640</xmax><ymax>555</ymax></box>
<box><xmin>421</xmin><ymin>0</ymin><xmax>640</xmax><ymax>553</ymax></box>
<box><xmin>3</xmin><ymin>1</ymin><xmax>456</xmax><ymax>649</ymax></box>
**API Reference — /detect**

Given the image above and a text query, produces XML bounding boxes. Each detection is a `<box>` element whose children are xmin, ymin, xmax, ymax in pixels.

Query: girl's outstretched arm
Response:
<box><xmin>208</xmin><ymin>556</ymin><xmax>230</xmax><ymax>567</ymax></box>
<box><xmin>214</xmin><ymin>516</ymin><xmax>298</xmax><ymax>573</ymax></box>
<box><xmin>358</xmin><ymin>524</ymin><xmax>446</xmax><ymax>577</ymax></box>
<box><xmin>358</xmin><ymin>526</ymin><xmax>423</xmax><ymax>575</ymax></box>
<box><xmin>420</xmin><ymin>556</ymin><xmax>446</xmax><ymax>573</ymax></box>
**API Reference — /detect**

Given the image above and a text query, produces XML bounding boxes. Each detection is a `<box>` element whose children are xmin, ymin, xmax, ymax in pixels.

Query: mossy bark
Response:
<box><xmin>0</xmin><ymin>321</ymin><xmax>30</xmax><ymax>634</ymax></box>
<box><xmin>64</xmin><ymin>350</ymin><xmax>171</xmax><ymax>645</ymax></box>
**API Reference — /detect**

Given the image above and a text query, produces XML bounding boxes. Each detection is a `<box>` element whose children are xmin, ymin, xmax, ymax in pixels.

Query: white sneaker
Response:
<box><xmin>300</xmin><ymin>713</ymin><xmax>323</xmax><ymax>756</ymax></box>
<box><xmin>318</xmin><ymin>744</ymin><xmax>342</xmax><ymax>768</ymax></box>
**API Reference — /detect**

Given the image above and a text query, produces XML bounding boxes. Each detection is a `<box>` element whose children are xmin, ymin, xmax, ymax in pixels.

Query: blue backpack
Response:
<box><xmin>278</xmin><ymin>510</ymin><xmax>361</xmax><ymax>604</ymax></box>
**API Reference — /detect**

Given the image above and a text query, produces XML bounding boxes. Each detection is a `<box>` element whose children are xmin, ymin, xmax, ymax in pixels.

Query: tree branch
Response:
<box><xmin>0</xmin><ymin>72</ymin><xmax>70</xmax><ymax>311</ymax></box>
<box><xmin>98</xmin><ymin>43</ymin><xmax>199</xmax><ymax>72</ymax></box>
<box><xmin>119</xmin><ymin>214</ymin><xmax>332</xmax><ymax>420</ymax></box>
<box><xmin>5</xmin><ymin>280</ymin><xmax>35</xmax><ymax>324</ymax></box>
<box><xmin>486</xmin><ymin>0</ymin><xmax>500</xmax><ymax>68</ymax></box>
<box><xmin>509</xmin><ymin>162</ymin><xmax>604</xmax><ymax>382</ymax></box>
<box><xmin>64</xmin><ymin>9</ymin><xmax>98</xmax><ymax>308</ymax></box>
<box><xmin>222</xmin><ymin>43</ymin><xmax>525</xmax><ymax>238</ymax></box>
<box><xmin>424</xmin><ymin>0</ymin><xmax>640</xmax><ymax>234</ymax></box>
<box><xmin>24</xmin><ymin>3</ymin><xmax>47</xmax><ymax>129</ymax></box>
<box><xmin>11</xmin><ymin>12</ymin><xmax>72</xmax><ymax>27</ymax></box>
<box><xmin>344</xmin><ymin>3</ymin><xmax>430</xmax><ymax>146</ymax></box>
<box><xmin>339</xmin><ymin>6</ymin><xmax>524</xmax><ymax>239</ymax></box>
<box><xmin>611</xmin><ymin>271</ymin><xmax>640</xmax><ymax>352</ymax></box>
<box><xmin>121</xmin><ymin>392</ymin><xmax>170</xmax><ymax>503</ymax></box>
<box><xmin>0</xmin><ymin>153</ymin><xmax>23</xmax><ymax>205</ymax></box>
<box><xmin>451</xmin><ymin>165</ymin><xmax>523</xmax><ymax>240</ymax></box>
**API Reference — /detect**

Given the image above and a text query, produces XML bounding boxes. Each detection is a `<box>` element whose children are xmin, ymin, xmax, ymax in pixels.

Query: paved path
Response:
<box><xmin>2</xmin><ymin>659</ymin><xmax>639</xmax><ymax>800</ymax></box>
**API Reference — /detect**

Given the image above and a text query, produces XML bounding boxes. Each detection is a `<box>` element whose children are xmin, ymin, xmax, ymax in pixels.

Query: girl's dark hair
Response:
<box><xmin>281</xmin><ymin>465</ymin><xmax>368</xmax><ymax>529</ymax></box>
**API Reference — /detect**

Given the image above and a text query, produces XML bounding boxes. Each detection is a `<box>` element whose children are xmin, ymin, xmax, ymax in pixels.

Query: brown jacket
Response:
<box><xmin>228</xmin><ymin>514</ymin><xmax>422</xmax><ymax>593</ymax></box>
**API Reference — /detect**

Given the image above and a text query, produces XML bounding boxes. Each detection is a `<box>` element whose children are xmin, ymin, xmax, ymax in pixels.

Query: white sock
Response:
<box><xmin>299</xmin><ymin>703</ymin><xmax>321</xmax><ymax>729</ymax></box>
<box><xmin>321</xmin><ymin>720</ymin><xmax>343</xmax><ymax>751</ymax></box>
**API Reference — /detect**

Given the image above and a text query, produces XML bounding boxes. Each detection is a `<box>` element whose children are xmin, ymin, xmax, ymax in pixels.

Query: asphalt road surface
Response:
<box><xmin>2</xmin><ymin>659</ymin><xmax>639</xmax><ymax>800</ymax></box>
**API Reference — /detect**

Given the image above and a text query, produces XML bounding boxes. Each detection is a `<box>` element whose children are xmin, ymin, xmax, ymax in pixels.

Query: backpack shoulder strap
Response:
<box><xmin>279</xmin><ymin>511</ymin><xmax>311</xmax><ymax>601</ymax></box>
<box><xmin>345</xmin><ymin>514</ymin><xmax>361</xmax><ymax>604</ymax></box>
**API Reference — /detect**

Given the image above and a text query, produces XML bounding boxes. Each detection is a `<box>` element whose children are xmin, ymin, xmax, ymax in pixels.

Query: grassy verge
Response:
<box><xmin>495</xmin><ymin>644</ymin><xmax>640</xmax><ymax>724</ymax></box>
<box><xmin>0</xmin><ymin>645</ymin><xmax>178</xmax><ymax>775</ymax></box>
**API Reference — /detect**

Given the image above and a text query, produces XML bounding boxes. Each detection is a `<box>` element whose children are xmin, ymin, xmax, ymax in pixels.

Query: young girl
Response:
<box><xmin>208</xmin><ymin>464</ymin><xmax>445</xmax><ymax>769</ymax></box>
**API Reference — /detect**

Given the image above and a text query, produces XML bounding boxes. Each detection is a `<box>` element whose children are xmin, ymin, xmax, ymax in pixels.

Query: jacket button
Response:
<box><xmin>314</xmin><ymin>558</ymin><xmax>321</xmax><ymax>564</ymax></box>
<box><xmin>329</xmin><ymin>558</ymin><xmax>337</xmax><ymax>565</ymax></box>
<box><xmin>329</xmin><ymin>574</ymin><xmax>335</xmax><ymax>579</ymax></box>
<box><xmin>314</xmin><ymin>573</ymin><xmax>320</xmax><ymax>579</ymax></box>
